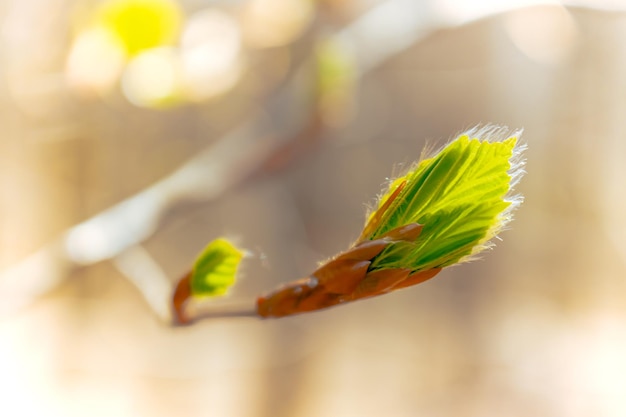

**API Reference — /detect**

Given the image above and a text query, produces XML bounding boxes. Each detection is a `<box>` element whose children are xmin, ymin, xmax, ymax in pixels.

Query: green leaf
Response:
<box><xmin>367</xmin><ymin>126</ymin><xmax>525</xmax><ymax>272</ymax></box>
<box><xmin>190</xmin><ymin>238</ymin><xmax>244</xmax><ymax>298</ymax></box>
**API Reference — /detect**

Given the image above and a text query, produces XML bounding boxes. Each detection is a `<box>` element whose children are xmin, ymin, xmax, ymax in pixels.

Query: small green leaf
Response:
<box><xmin>190</xmin><ymin>238</ymin><xmax>244</xmax><ymax>298</ymax></box>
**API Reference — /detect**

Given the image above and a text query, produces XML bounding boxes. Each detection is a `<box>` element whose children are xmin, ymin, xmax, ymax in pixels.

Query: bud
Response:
<box><xmin>257</xmin><ymin>126</ymin><xmax>526</xmax><ymax>318</ymax></box>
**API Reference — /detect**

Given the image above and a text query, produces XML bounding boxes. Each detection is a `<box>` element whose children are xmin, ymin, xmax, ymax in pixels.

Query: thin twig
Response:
<box><xmin>183</xmin><ymin>303</ymin><xmax>258</xmax><ymax>326</ymax></box>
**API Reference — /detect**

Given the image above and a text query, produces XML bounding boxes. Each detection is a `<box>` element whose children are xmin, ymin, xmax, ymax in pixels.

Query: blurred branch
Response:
<box><xmin>113</xmin><ymin>245</ymin><xmax>173</xmax><ymax>322</ymax></box>
<box><xmin>0</xmin><ymin>75</ymin><xmax>322</xmax><ymax>317</ymax></box>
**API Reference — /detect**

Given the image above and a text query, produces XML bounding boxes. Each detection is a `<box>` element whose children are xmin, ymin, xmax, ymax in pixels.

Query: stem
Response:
<box><xmin>172</xmin><ymin>270</ymin><xmax>258</xmax><ymax>326</ymax></box>
<box><xmin>189</xmin><ymin>303</ymin><xmax>258</xmax><ymax>323</ymax></box>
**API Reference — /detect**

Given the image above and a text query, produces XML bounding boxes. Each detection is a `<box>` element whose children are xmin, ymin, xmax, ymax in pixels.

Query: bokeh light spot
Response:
<box><xmin>242</xmin><ymin>0</ymin><xmax>314</xmax><ymax>48</ymax></box>
<box><xmin>180</xmin><ymin>9</ymin><xmax>243</xmax><ymax>101</ymax></box>
<box><xmin>96</xmin><ymin>0</ymin><xmax>183</xmax><ymax>56</ymax></box>
<box><xmin>65</xmin><ymin>27</ymin><xmax>126</xmax><ymax>95</ymax></box>
<box><xmin>121</xmin><ymin>47</ymin><xmax>183</xmax><ymax>108</ymax></box>
<box><xmin>505</xmin><ymin>5</ymin><xmax>579</xmax><ymax>66</ymax></box>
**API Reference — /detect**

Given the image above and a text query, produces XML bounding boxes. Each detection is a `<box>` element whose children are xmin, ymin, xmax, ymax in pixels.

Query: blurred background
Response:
<box><xmin>2</xmin><ymin>0</ymin><xmax>626</xmax><ymax>416</ymax></box>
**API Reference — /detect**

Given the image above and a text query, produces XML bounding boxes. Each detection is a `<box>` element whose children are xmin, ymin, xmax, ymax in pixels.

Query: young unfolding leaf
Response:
<box><xmin>190</xmin><ymin>238</ymin><xmax>244</xmax><ymax>298</ymax></box>
<box><xmin>172</xmin><ymin>238</ymin><xmax>243</xmax><ymax>324</ymax></box>
<box><xmin>257</xmin><ymin>126</ymin><xmax>526</xmax><ymax>318</ymax></box>
<box><xmin>365</xmin><ymin>129</ymin><xmax>523</xmax><ymax>271</ymax></box>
